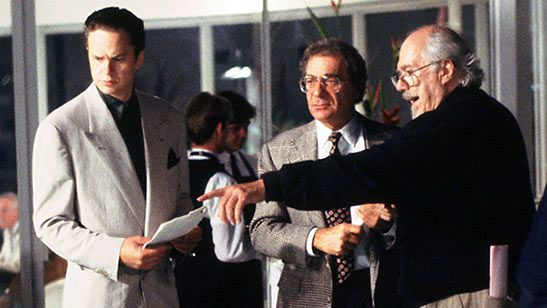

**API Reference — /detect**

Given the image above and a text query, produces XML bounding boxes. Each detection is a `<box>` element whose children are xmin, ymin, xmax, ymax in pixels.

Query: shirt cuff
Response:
<box><xmin>261</xmin><ymin>171</ymin><xmax>284</xmax><ymax>202</ymax></box>
<box><xmin>306</xmin><ymin>227</ymin><xmax>319</xmax><ymax>256</ymax></box>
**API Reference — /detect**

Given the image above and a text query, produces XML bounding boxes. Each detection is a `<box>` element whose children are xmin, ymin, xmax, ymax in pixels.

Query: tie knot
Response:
<box><xmin>329</xmin><ymin>132</ymin><xmax>341</xmax><ymax>156</ymax></box>
<box><xmin>329</xmin><ymin>131</ymin><xmax>341</xmax><ymax>143</ymax></box>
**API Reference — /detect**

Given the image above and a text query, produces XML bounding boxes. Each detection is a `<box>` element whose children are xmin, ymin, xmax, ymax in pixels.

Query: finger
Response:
<box><xmin>234</xmin><ymin>198</ymin><xmax>244</xmax><ymax>225</ymax></box>
<box><xmin>197</xmin><ymin>187</ymin><xmax>226</xmax><ymax>202</ymax></box>
<box><xmin>346</xmin><ymin>224</ymin><xmax>364</xmax><ymax>235</ymax></box>
<box><xmin>217</xmin><ymin>196</ymin><xmax>229</xmax><ymax>225</ymax></box>
<box><xmin>225</xmin><ymin>196</ymin><xmax>236</xmax><ymax>226</ymax></box>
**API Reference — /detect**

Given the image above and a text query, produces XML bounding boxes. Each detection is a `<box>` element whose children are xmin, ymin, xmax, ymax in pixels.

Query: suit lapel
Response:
<box><xmin>288</xmin><ymin>122</ymin><xmax>326</xmax><ymax>227</ymax></box>
<box><xmin>82</xmin><ymin>85</ymin><xmax>146</xmax><ymax>230</ymax></box>
<box><xmin>138</xmin><ymin>93</ymin><xmax>169</xmax><ymax>236</ymax></box>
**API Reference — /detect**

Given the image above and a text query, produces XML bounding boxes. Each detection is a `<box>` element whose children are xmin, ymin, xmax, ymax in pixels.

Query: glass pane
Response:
<box><xmin>270</xmin><ymin>16</ymin><xmax>352</xmax><ymax>136</ymax></box>
<box><xmin>0</xmin><ymin>36</ymin><xmax>15</xmax><ymax>194</ymax></box>
<box><xmin>365</xmin><ymin>6</ymin><xmax>476</xmax><ymax>126</ymax></box>
<box><xmin>0</xmin><ymin>33</ymin><xmax>19</xmax><ymax>306</ymax></box>
<box><xmin>214</xmin><ymin>23</ymin><xmax>262</xmax><ymax>155</ymax></box>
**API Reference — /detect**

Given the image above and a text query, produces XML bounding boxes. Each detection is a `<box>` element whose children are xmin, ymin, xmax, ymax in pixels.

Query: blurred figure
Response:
<box><xmin>217</xmin><ymin>90</ymin><xmax>258</xmax><ymax>183</ymax></box>
<box><xmin>175</xmin><ymin>92</ymin><xmax>261</xmax><ymax>308</ymax></box>
<box><xmin>0</xmin><ymin>192</ymin><xmax>18</xmax><ymax>294</ymax></box>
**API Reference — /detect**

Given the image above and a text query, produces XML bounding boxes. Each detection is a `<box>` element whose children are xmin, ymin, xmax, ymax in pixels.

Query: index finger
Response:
<box><xmin>198</xmin><ymin>187</ymin><xmax>227</xmax><ymax>202</ymax></box>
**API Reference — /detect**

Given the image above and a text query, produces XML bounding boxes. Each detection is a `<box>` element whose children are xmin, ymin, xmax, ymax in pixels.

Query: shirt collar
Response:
<box><xmin>97</xmin><ymin>86</ymin><xmax>137</xmax><ymax>120</ymax></box>
<box><xmin>188</xmin><ymin>148</ymin><xmax>218</xmax><ymax>160</ymax></box>
<box><xmin>315</xmin><ymin>113</ymin><xmax>363</xmax><ymax>150</ymax></box>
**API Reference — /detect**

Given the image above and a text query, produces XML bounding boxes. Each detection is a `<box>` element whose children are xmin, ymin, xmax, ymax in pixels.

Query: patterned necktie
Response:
<box><xmin>325</xmin><ymin>131</ymin><xmax>353</xmax><ymax>284</ymax></box>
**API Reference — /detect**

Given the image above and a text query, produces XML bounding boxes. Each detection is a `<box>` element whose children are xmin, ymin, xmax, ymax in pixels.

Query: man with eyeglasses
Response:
<box><xmin>249</xmin><ymin>38</ymin><xmax>400</xmax><ymax>308</ymax></box>
<box><xmin>201</xmin><ymin>25</ymin><xmax>534</xmax><ymax>308</ymax></box>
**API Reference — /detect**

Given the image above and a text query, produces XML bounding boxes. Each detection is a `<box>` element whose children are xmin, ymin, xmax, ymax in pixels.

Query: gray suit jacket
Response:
<box><xmin>250</xmin><ymin>114</ymin><xmax>397</xmax><ymax>308</ymax></box>
<box><xmin>32</xmin><ymin>84</ymin><xmax>193</xmax><ymax>308</ymax></box>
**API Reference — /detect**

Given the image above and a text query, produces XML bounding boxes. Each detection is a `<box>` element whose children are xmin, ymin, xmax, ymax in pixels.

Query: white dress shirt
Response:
<box><xmin>189</xmin><ymin>149</ymin><xmax>257</xmax><ymax>262</ymax></box>
<box><xmin>305</xmin><ymin>115</ymin><xmax>395</xmax><ymax>270</ymax></box>
<box><xmin>0</xmin><ymin>222</ymin><xmax>20</xmax><ymax>273</ymax></box>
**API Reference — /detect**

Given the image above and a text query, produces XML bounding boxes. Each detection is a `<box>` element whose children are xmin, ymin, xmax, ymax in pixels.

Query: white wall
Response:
<box><xmin>0</xmin><ymin>0</ymin><xmax>371</xmax><ymax>28</ymax></box>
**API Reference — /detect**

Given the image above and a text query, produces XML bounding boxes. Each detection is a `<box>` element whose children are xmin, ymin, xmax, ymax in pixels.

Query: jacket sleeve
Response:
<box><xmin>249</xmin><ymin>142</ymin><xmax>318</xmax><ymax>267</ymax></box>
<box><xmin>32</xmin><ymin>122</ymin><xmax>125</xmax><ymax>281</ymax></box>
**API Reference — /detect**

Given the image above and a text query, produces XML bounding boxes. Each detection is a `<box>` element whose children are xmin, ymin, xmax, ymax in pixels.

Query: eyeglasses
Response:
<box><xmin>391</xmin><ymin>61</ymin><xmax>440</xmax><ymax>87</ymax></box>
<box><xmin>299</xmin><ymin>75</ymin><xmax>346</xmax><ymax>94</ymax></box>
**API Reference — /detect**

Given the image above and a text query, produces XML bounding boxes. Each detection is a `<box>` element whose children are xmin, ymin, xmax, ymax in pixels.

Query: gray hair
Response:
<box><xmin>420</xmin><ymin>25</ymin><xmax>484</xmax><ymax>88</ymax></box>
<box><xmin>0</xmin><ymin>192</ymin><xmax>18</xmax><ymax>209</ymax></box>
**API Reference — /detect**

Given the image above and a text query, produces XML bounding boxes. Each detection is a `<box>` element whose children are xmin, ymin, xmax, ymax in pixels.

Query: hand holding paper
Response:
<box><xmin>143</xmin><ymin>206</ymin><xmax>208</xmax><ymax>248</ymax></box>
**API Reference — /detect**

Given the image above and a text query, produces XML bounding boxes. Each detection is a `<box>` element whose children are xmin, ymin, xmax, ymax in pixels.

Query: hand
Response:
<box><xmin>198</xmin><ymin>179</ymin><xmax>266</xmax><ymax>225</ymax></box>
<box><xmin>381</xmin><ymin>105</ymin><xmax>401</xmax><ymax>126</ymax></box>
<box><xmin>171</xmin><ymin>226</ymin><xmax>202</xmax><ymax>254</ymax></box>
<box><xmin>119</xmin><ymin>236</ymin><xmax>170</xmax><ymax>270</ymax></box>
<box><xmin>357</xmin><ymin>203</ymin><xmax>397</xmax><ymax>231</ymax></box>
<box><xmin>313</xmin><ymin>223</ymin><xmax>364</xmax><ymax>256</ymax></box>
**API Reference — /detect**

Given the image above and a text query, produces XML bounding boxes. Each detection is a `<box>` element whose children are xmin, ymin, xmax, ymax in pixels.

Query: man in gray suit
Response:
<box><xmin>250</xmin><ymin>38</ymin><xmax>399</xmax><ymax>308</ymax></box>
<box><xmin>32</xmin><ymin>7</ymin><xmax>199</xmax><ymax>308</ymax></box>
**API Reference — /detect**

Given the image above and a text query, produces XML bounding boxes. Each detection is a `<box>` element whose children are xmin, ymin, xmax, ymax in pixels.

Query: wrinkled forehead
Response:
<box><xmin>398</xmin><ymin>43</ymin><xmax>423</xmax><ymax>70</ymax></box>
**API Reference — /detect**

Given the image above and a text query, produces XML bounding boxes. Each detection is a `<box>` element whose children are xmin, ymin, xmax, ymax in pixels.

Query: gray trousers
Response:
<box><xmin>420</xmin><ymin>289</ymin><xmax>518</xmax><ymax>308</ymax></box>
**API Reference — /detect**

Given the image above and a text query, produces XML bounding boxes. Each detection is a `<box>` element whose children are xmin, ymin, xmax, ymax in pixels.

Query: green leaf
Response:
<box><xmin>306</xmin><ymin>6</ymin><xmax>330</xmax><ymax>39</ymax></box>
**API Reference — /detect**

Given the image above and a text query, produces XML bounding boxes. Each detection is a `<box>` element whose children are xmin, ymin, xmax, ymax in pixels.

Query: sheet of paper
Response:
<box><xmin>143</xmin><ymin>206</ymin><xmax>207</xmax><ymax>248</ymax></box>
<box><xmin>489</xmin><ymin>244</ymin><xmax>508</xmax><ymax>298</ymax></box>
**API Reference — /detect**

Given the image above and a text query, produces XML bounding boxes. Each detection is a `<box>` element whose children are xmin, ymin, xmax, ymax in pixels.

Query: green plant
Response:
<box><xmin>306</xmin><ymin>0</ymin><xmax>342</xmax><ymax>39</ymax></box>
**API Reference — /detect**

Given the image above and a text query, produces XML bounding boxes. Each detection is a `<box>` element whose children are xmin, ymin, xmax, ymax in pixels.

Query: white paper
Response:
<box><xmin>143</xmin><ymin>206</ymin><xmax>207</xmax><ymax>248</ymax></box>
<box><xmin>489</xmin><ymin>244</ymin><xmax>508</xmax><ymax>298</ymax></box>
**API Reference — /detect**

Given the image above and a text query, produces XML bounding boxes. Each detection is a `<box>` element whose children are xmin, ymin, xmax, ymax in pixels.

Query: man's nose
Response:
<box><xmin>394</xmin><ymin>78</ymin><xmax>407</xmax><ymax>92</ymax></box>
<box><xmin>312</xmin><ymin>81</ymin><xmax>328</xmax><ymax>96</ymax></box>
<box><xmin>105</xmin><ymin>59</ymin><xmax>115</xmax><ymax>74</ymax></box>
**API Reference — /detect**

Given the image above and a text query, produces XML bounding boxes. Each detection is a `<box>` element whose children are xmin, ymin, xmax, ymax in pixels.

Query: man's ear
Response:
<box><xmin>136</xmin><ymin>50</ymin><xmax>145</xmax><ymax>69</ymax></box>
<box><xmin>215</xmin><ymin>122</ymin><xmax>224</xmax><ymax>135</ymax></box>
<box><xmin>439</xmin><ymin>58</ymin><xmax>455</xmax><ymax>85</ymax></box>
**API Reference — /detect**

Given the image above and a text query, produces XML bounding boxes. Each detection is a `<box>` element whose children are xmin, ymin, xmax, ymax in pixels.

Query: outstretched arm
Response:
<box><xmin>198</xmin><ymin>179</ymin><xmax>265</xmax><ymax>225</ymax></box>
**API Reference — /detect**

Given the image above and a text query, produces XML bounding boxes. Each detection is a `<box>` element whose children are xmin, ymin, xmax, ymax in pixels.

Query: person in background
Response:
<box><xmin>32</xmin><ymin>7</ymin><xmax>199</xmax><ymax>308</ymax></box>
<box><xmin>175</xmin><ymin>92</ymin><xmax>261</xmax><ymax>308</ymax></box>
<box><xmin>217</xmin><ymin>90</ymin><xmax>258</xmax><ymax>183</ymax></box>
<box><xmin>517</xmin><ymin>184</ymin><xmax>547</xmax><ymax>308</ymax></box>
<box><xmin>250</xmin><ymin>38</ymin><xmax>399</xmax><ymax>308</ymax></box>
<box><xmin>200</xmin><ymin>25</ymin><xmax>535</xmax><ymax>308</ymax></box>
<box><xmin>0</xmin><ymin>192</ymin><xmax>19</xmax><ymax>294</ymax></box>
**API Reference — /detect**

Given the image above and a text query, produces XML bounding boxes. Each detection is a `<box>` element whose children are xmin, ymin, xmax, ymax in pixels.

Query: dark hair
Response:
<box><xmin>217</xmin><ymin>90</ymin><xmax>256</xmax><ymax>124</ymax></box>
<box><xmin>84</xmin><ymin>7</ymin><xmax>145</xmax><ymax>57</ymax></box>
<box><xmin>300</xmin><ymin>38</ymin><xmax>368</xmax><ymax>104</ymax></box>
<box><xmin>185</xmin><ymin>92</ymin><xmax>233</xmax><ymax>145</ymax></box>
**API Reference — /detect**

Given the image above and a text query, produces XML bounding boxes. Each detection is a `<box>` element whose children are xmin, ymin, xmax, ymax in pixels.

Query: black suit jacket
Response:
<box><xmin>262</xmin><ymin>87</ymin><xmax>535</xmax><ymax>306</ymax></box>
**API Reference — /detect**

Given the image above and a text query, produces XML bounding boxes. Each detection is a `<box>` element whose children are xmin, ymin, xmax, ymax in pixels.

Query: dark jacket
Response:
<box><xmin>263</xmin><ymin>86</ymin><xmax>535</xmax><ymax>306</ymax></box>
<box><xmin>517</xmin><ymin>185</ymin><xmax>547</xmax><ymax>308</ymax></box>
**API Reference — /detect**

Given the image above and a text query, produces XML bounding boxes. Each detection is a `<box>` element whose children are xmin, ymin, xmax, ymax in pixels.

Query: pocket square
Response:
<box><xmin>167</xmin><ymin>148</ymin><xmax>180</xmax><ymax>169</ymax></box>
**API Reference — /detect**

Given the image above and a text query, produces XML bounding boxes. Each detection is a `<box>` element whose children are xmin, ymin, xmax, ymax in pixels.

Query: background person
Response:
<box><xmin>0</xmin><ymin>192</ymin><xmax>19</xmax><ymax>294</ymax></box>
<box><xmin>175</xmin><ymin>92</ymin><xmax>261</xmax><ymax>308</ymax></box>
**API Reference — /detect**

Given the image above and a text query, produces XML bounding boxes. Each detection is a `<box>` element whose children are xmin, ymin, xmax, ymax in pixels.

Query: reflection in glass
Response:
<box><xmin>214</xmin><ymin>23</ymin><xmax>262</xmax><ymax>155</ymax></box>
